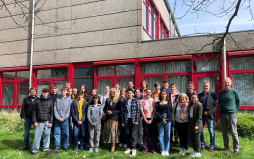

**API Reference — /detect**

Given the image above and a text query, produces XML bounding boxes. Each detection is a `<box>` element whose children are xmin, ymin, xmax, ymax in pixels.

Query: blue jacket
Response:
<box><xmin>70</xmin><ymin>100</ymin><xmax>88</xmax><ymax>124</ymax></box>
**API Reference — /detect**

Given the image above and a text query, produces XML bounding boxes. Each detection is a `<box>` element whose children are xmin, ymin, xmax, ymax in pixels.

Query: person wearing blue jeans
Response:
<box><xmin>71</xmin><ymin>90</ymin><xmax>88</xmax><ymax>152</ymax></box>
<box><xmin>54</xmin><ymin>87</ymin><xmax>72</xmax><ymax>151</ymax></box>
<box><xmin>155</xmin><ymin>89</ymin><xmax>172</xmax><ymax>156</ymax></box>
<box><xmin>20</xmin><ymin>87</ymin><xmax>41</xmax><ymax>151</ymax></box>
<box><xmin>198</xmin><ymin>81</ymin><xmax>218</xmax><ymax>152</ymax></box>
<box><xmin>31</xmin><ymin>88</ymin><xmax>54</xmax><ymax>155</ymax></box>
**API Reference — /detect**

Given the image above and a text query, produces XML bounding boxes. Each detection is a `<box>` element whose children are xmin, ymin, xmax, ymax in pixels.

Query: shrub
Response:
<box><xmin>237</xmin><ymin>111</ymin><xmax>254</xmax><ymax>139</ymax></box>
<box><xmin>0</xmin><ymin>111</ymin><xmax>24</xmax><ymax>133</ymax></box>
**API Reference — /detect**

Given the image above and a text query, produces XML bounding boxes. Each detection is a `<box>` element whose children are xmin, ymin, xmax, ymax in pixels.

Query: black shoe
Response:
<box><xmin>64</xmin><ymin>148</ymin><xmax>69</xmax><ymax>152</ymax></box>
<box><xmin>175</xmin><ymin>141</ymin><xmax>179</xmax><ymax>146</ymax></box>
<box><xmin>23</xmin><ymin>146</ymin><xmax>29</xmax><ymax>151</ymax></box>
<box><xmin>31</xmin><ymin>152</ymin><xmax>37</xmax><ymax>156</ymax></box>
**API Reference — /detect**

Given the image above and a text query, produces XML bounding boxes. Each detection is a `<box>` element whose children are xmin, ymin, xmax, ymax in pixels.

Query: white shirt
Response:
<box><xmin>190</xmin><ymin>107</ymin><xmax>194</xmax><ymax>118</ymax></box>
<box><xmin>127</xmin><ymin>99</ymin><xmax>132</xmax><ymax>118</ymax></box>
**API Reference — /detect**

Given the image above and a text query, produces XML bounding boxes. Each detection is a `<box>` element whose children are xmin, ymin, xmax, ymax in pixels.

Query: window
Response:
<box><xmin>36</xmin><ymin>68</ymin><xmax>67</xmax><ymax>96</ymax></box>
<box><xmin>169</xmin><ymin>76</ymin><xmax>189</xmax><ymax>93</ymax></box>
<box><xmin>166</xmin><ymin>61</ymin><xmax>191</xmax><ymax>73</ymax></box>
<box><xmin>2</xmin><ymin>83</ymin><xmax>14</xmax><ymax>105</ymax></box>
<box><xmin>16</xmin><ymin>82</ymin><xmax>29</xmax><ymax>105</ymax></box>
<box><xmin>142</xmin><ymin>62</ymin><xmax>164</xmax><ymax>74</ymax></box>
<box><xmin>143</xmin><ymin>0</ymin><xmax>169</xmax><ymax>39</ymax></box>
<box><xmin>74</xmin><ymin>67</ymin><xmax>94</xmax><ymax>92</ymax></box>
<box><xmin>193</xmin><ymin>59</ymin><xmax>220</xmax><ymax>71</ymax></box>
<box><xmin>144</xmin><ymin>77</ymin><xmax>163</xmax><ymax>92</ymax></box>
<box><xmin>229</xmin><ymin>57</ymin><xmax>254</xmax><ymax>70</ymax></box>
<box><xmin>97</xmin><ymin>64</ymin><xmax>134</xmax><ymax>96</ymax></box>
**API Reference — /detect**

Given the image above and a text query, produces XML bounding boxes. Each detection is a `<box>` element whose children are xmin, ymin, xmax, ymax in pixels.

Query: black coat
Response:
<box><xmin>189</xmin><ymin>103</ymin><xmax>203</xmax><ymax>133</ymax></box>
<box><xmin>20</xmin><ymin>96</ymin><xmax>38</xmax><ymax>119</ymax></box>
<box><xmin>103</xmin><ymin>99</ymin><xmax>120</xmax><ymax>121</ymax></box>
<box><xmin>198</xmin><ymin>92</ymin><xmax>218</xmax><ymax>120</ymax></box>
<box><xmin>70</xmin><ymin>100</ymin><xmax>88</xmax><ymax>124</ymax></box>
<box><xmin>32</xmin><ymin>97</ymin><xmax>54</xmax><ymax>124</ymax></box>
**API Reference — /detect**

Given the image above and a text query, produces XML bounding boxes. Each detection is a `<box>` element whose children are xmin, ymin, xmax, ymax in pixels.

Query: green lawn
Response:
<box><xmin>0</xmin><ymin>113</ymin><xmax>253</xmax><ymax>159</ymax></box>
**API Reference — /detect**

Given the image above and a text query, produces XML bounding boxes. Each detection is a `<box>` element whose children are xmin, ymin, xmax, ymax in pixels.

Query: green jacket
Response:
<box><xmin>189</xmin><ymin>102</ymin><xmax>203</xmax><ymax>133</ymax></box>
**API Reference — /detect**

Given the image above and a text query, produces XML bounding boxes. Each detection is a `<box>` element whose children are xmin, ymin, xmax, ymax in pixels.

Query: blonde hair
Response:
<box><xmin>110</xmin><ymin>88</ymin><xmax>118</xmax><ymax>103</ymax></box>
<box><xmin>177</xmin><ymin>93</ymin><xmax>189</xmax><ymax>103</ymax></box>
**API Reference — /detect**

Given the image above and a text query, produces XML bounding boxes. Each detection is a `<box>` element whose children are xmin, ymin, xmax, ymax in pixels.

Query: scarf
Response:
<box><xmin>179</xmin><ymin>102</ymin><xmax>186</xmax><ymax>121</ymax></box>
<box><xmin>76</xmin><ymin>98</ymin><xmax>84</xmax><ymax>120</ymax></box>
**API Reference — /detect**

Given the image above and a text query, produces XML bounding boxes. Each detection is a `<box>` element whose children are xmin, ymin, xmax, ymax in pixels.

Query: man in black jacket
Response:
<box><xmin>31</xmin><ymin>88</ymin><xmax>54</xmax><ymax>155</ymax></box>
<box><xmin>198</xmin><ymin>81</ymin><xmax>218</xmax><ymax>152</ymax></box>
<box><xmin>20</xmin><ymin>87</ymin><xmax>38</xmax><ymax>151</ymax></box>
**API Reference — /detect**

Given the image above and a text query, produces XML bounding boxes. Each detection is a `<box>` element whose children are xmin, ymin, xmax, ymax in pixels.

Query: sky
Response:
<box><xmin>168</xmin><ymin>0</ymin><xmax>254</xmax><ymax>36</ymax></box>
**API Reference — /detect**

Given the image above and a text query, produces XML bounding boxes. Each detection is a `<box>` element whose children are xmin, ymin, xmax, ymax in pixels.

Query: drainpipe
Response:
<box><xmin>223</xmin><ymin>38</ymin><xmax>227</xmax><ymax>80</ymax></box>
<box><xmin>169</xmin><ymin>13</ymin><xmax>172</xmax><ymax>38</ymax></box>
<box><xmin>29</xmin><ymin>0</ymin><xmax>35</xmax><ymax>88</ymax></box>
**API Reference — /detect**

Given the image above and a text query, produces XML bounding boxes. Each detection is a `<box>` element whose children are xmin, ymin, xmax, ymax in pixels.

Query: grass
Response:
<box><xmin>0</xmin><ymin>112</ymin><xmax>253</xmax><ymax>159</ymax></box>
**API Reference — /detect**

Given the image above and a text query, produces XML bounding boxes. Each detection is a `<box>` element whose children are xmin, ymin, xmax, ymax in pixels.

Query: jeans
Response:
<box><xmin>54</xmin><ymin>119</ymin><xmax>69</xmax><ymax>149</ymax></box>
<box><xmin>126</xmin><ymin>118</ymin><xmax>138</xmax><ymax>149</ymax></box>
<box><xmin>200</xmin><ymin>116</ymin><xmax>215</xmax><ymax>148</ymax></box>
<box><xmin>73</xmin><ymin>122</ymin><xmax>86</xmax><ymax>148</ymax></box>
<box><xmin>24</xmin><ymin>118</ymin><xmax>43</xmax><ymax>147</ymax></box>
<box><xmin>158</xmin><ymin>121</ymin><xmax>171</xmax><ymax>151</ymax></box>
<box><xmin>31</xmin><ymin>121</ymin><xmax>51</xmax><ymax>153</ymax></box>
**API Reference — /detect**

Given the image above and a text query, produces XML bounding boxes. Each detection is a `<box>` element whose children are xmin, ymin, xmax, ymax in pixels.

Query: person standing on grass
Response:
<box><xmin>199</xmin><ymin>81</ymin><xmax>218</xmax><ymax>153</ymax></box>
<box><xmin>79</xmin><ymin>84</ymin><xmax>89</xmax><ymax>102</ymax></box>
<box><xmin>122</xmin><ymin>88</ymin><xmax>140</xmax><ymax>156</ymax></box>
<box><xmin>114</xmin><ymin>82</ymin><xmax>121</xmax><ymax>98</ymax></box>
<box><xmin>103</xmin><ymin>88</ymin><xmax>120</xmax><ymax>153</ymax></box>
<box><xmin>50</xmin><ymin>84</ymin><xmax>59</xmax><ymax>141</ymax></box>
<box><xmin>155</xmin><ymin>89</ymin><xmax>172</xmax><ymax>156</ymax></box>
<box><xmin>65</xmin><ymin>82</ymin><xmax>71</xmax><ymax>89</ymax></box>
<box><xmin>67</xmin><ymin>88</ymin><xmax>75</xmax><ymax>101</ymax></box>
<box><xmin>54</xmin><ymin>87</ymin><xmax>72</xmax><ymax>152</ymax></box>
<box><xmin>100</xmin><ymin>85</ymin><xmax>110</xmax><ymax>106</ymax></box>
<box><xmin>87</xmin><ymin>95</ymin><xmax>103</xmax><ymax>153</ymax></box>
<box><xmin>71</xmin><ymin>91</ymin><xmax>88</xmax><ymax>152</ymax></box>
<box><xmin>127</xmin><ymin>81</ymin><xmax>135</xmax><ymax>94</ymax></box>
<box><xmin>73</xmin><ymin>88</ymin><xmax>78</xmax><ymax>97</ymax></box>
<box><xmin>169</xmin><ymin>83</ymin><xmax>179</xmax><ymax>146</ymax></box>
<box><xmin>67</xmin><ymin>88</ymin><xmax>75</xmax><ymax>145</ymax></box>
<box><xmin>118</xmin><ymin>88</ymin><xmax>128</xmax><ymax>148</ymax></box>
<box><xmin>151</xmin><ymin>82</ymin><xmax>161</xmax><ymax>102</ymax></box>
<box><xmin>186</xmin><ymin>82</ymin><xmax>197</xmax><ymax>100</ymax></box>
<box><xmin>172</xmin><ymin>93</ymin><xmax>189</xmax><ymax>155</ymax></box>
<box><xmin>31</xmin><ymin>88</ymin><xmax>53</xmax><ymax>155</ymax></box>
<box><xmin>219</xmin><ymin>77</ymin><xmax>240</xmax><ymax>154</ymax></box>
<box><xmin>188</xmin><ymin>94</ymin><xmax>203</xmax><ymax>158</ymax></box>
<box><xmin>20</xmin><ymin>87</ymin><xmax>39</xmax><ymax>151</ymax></box>
<box><xmin>140</xmin><ymin>89</ymin><xmax>157</xmax><ymax>154</ymax></box>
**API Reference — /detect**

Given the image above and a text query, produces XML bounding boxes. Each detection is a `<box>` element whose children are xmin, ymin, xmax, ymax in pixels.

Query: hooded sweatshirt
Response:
<box><xmin>54</xmin><ymin>96</ymin><xmax>72</xmax><ymax>121</ymax></box>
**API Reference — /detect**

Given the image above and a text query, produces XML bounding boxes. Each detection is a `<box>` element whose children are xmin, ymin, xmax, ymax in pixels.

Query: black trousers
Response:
<box><xmin>170</xmin><ymin>124</ymin><xmax>179</xmax><ymax>143</ymax></box>
<box><xmin>126</xmin><ymin>118</ymin><xmax>138</xmax><ymax>149</ymax></box>
<box><xmin>175</xmin><ymin>121</ymin><xmax>189</xmax><ymax>149</ymax></box>
<box><xmin>189</xmin><ymin>119</ymin><xmax>201</xmax><ymax>152</ymax></box>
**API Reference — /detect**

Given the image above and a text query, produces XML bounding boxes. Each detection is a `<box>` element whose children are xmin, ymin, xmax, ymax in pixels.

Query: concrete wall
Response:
<box><xmin>0</xmin><ymin>0</ymin><xmax>142</xmax><ymax>68</ymax></box>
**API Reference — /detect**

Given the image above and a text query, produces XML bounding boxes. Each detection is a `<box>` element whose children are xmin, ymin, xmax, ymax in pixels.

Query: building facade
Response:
<box><xmin>0</xmin><ymin>0</ymin><xmax>254</xmax><ymax>118</ymax></box>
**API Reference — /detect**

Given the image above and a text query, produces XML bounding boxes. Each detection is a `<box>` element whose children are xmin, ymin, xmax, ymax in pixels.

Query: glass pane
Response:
<box><xmin>232</xmin><ymin>73</ymin><xmax>254</xmax><ymax>106</ymax></box>
<box><xmin>193</xmin><ymin>59</ymin><xmax>220</xmax><ymax>71</ymax></box>
<box><xmin>74</xmin><ymin>67</ymin><xmax>94</xmax><ymax>77</ymax></box>
<box><xmin>16</xmin><ymin>82</ymin><xmax>29</xmax><ymax>105</ymax></box>
<box><xmin>52</xmin><ymin>69</ymin><xmax>67</xmax><ymax>78</ymax></box>
<box><xmin>53</xmin><ymin>81</ymin><xmax>66</xmax><ymax>94</ymax></box>
<box><xmin>37</xmin><ymin>81</ymin><xmax>50</xmax><ymax>97</ymax></box>
<box><xmin>17</xmin><ymin>71</ymin><xmax>30</xmax><ymax>80</ymax></box>
<box><xmin>74</xmin><ymin>78</ymin><xmax>94</xmax><ymax>92</ymax></box>
<box><xmin>117</xmin><ymin>78</ymin><xmax>132</xmax><ymax>90</ymax></box>
<box><xmin>197</xmin><ymin>77</ymin><xmax>215</xmax><ymax>93</ymax></box>
<box><xmin>143</xmin><ymin>3</ymin><xmax>147</xmax><ymax>30</ymax></box>
<box><xmin>144</xmin><ymin>77</ymin><xmax>163</xmax><ymax>92</ymax></box>
<box><xmin>142</xmin><ymin>63</ymin><xmax>164</xmax><ymax>74</ymax></box>
<box><xmin>115</xmin><ymin>65</ymin><xmax>134</xmax><ymax>75</ymax></box>
<box><xmin>37</xmin><ymin>70</ymin><xmax>51</xmax><ymax>79</ymax></box>
<box><xmin>166</xmin><ymin>61</ymin><xmax>191</xmax><ymax>73</ymax></box>
<box><xmin>153</xmin><ymin>18</ymin><xmax>157</xmax><ymax>39</ymax></box>
<box><xmin>2</xmin><ymin>83</ymin><xmax>14</xmax><ymax>105</ymax></box>
<box><xmin>97</xmin><ymin>66</ymin><xmax>114</xmax><ymax>76</ymax></box>
<box><xmin>97</xmin><ymin>79</ymin><xmax>112</xmax><ymax>96</ymax></box>
<box><xmin>3</xmin><ymin>72</ymin><xmax>15</xmax><ymax>80</ymax></box>
<box><xmin>168</xmin><ymin>76</ymin><xmax>189</xmax><ymax>94</ymax></box>
<box><xmin>229</xmin><ymin>57</ymin><xmax>254</xmax><ymax>70</ymax></box>
<box><xmin>149</xmin><ymin>12</ymin><xmax>152</xmax><ymax>36</ymax></box>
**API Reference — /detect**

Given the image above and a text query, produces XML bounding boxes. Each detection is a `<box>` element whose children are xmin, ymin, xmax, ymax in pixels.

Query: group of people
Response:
<box><xmin>20</xmin><ymin>78</ymin><xmax>240</xmax><ymax>157</ymax></box>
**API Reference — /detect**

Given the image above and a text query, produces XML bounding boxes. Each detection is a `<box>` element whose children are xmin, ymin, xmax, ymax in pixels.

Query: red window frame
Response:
<box><xmin>227</xmin><ymin>51</ymin><xmax>254</xmax><ymax>110</ymax></box>
<box><xmin>143</xmin><ymin>0</ymin><xmax>169</xmax><ymax>40</ymax></box>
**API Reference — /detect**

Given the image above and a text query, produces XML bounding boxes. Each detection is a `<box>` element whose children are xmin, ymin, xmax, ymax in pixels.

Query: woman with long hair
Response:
<box><xmin>155</xmin><ymin>89</ymin><xmax>172</xmax><ymax>156</ymax></box>
<box><xmin>79</xmin><ymin>84</ymin><xmax>89</xmax><ymax>102</ymax></box>
<box><xmin>188</xmin><ymin>94</ymin><xmax>203</xmax><ymax>158</ymax></box>
<box><xmin>103</xmin><ymin>88</ymin><xmax>120</xmax><ymax>153</ymax></box>
<box><xmin>67</xmin><ymin>88</ymin><xmax>75</xmax><ymax>101</ymax></box>
<box><xmin>172</xmin><ymin>93</ymin><xmax>189</xmax><ymax>155</ymax></box>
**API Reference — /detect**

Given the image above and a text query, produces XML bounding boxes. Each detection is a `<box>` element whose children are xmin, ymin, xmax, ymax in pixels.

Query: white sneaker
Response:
<box><xmin>179</xmin><ymin>148</ymin><xmax>184</xmax><ymax>154</ymax></box>
<box><xmin>165</xmin><ymin>151</ymin><xmax>169</xmax><ymax>156</ymax></box>
<box><xmin>88</xmin><ymin>148</ymin><xmax>93</xmax><ymax>153</ymax></box>
<box><xmin>161</xmin><ymin>151</ymin><xmax>165</xmax><ymax>156</ymax></box>
<box><xmin>182</xmin><ymin>148</ymin><xmax>187</xmax><ymax>155</ymax></box>
<box><xmin>190</xmin><ymin>151</ymin><xmax>196</xmax><ymax>157</ymax></box>
<box><xmin>131</xmin><ymin>149</ymin><xmax>136</xmax><ymax>156</ymax></box>
<box><xmin>119</xmin><ymin>143</ymin><xmax>123</xmax><ymax>147</ymax></box>
<box><xmin>123</xmin><ymin>144</ymin><xmax>128</xmax><ymax>148</ymax></box>
<box><xmin>124</xmin><ymin>148</ymin><xmax>131</xmax><ymax>154</ymax></box>
<box><xmin>193</xmin><ymin>152</ymin><xmax>201</xmax><ymax>157</ymax></box>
